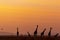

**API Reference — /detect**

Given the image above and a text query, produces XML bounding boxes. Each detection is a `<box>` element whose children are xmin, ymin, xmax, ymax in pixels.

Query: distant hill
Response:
<box><xmin>0</xmin><ymin>32</ymin><xmax>15</xmax><ymax>36</ymax></box>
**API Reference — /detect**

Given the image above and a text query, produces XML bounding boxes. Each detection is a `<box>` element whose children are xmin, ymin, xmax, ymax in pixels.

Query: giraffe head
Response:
<box><xmin>44</xmin><ymin>28</ymin><xmax>46</xmax><ymax>31</ymax></box>
<box><xmin>37</xmin><ymin>25</ymin><xmax>38</xmax><ymax>29</ymax></box>
<box><xmin>50</xmin><ymin>27</ymin><xmax>52</xmax><ymax>30</ymax></box>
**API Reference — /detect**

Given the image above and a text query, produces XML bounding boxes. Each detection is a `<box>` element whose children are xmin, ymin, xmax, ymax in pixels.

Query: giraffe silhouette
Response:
<box><xmin>16</xmin><ymin>27</ymin><xmax>19</xmax><ymax>40</ymax></box>
<box><xmin>54</xmin><ymin>33</ymin><xmax>59</xmax><ymax>37</ymax></box>
<box><xmin>34</xmin><ymin>25</ymin><xmax>38</xmax><ymax>37</ymax></box>
<box><xmin>41</xmin><ymin>28</ymin><xmax>46</xmax><ymax>37</ymax></box>
<box><xmin>48</xmin><ymin>27</ymin><xmax>52</xmax><ymax>37</ymax></box>
<box><xmin>54</xmin><ymin>33</ymin><xmax>59</xmax><ymax>40</ymax></box>
<box><xmin>17</xmin><ymin>27</ymin><xmax>19</xmax><ymax>37</ymax></box>
<box><xmin>27</xmin><ymin>32</ymin><xmax>31</xmax><ymax>37</ymax></box>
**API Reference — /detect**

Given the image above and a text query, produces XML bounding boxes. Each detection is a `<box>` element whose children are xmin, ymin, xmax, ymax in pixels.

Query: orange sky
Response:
<box><xmin>0</xmin><ymin>0</ymin><xmax>60</xmax><ymax>35</ymax></box>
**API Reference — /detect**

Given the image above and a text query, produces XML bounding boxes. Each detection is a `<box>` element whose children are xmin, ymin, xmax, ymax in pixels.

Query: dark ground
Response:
<box><xmin>0</xmin><ymin>36</ymin><xmax>60</xmax><ymax>40</ymax></box>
